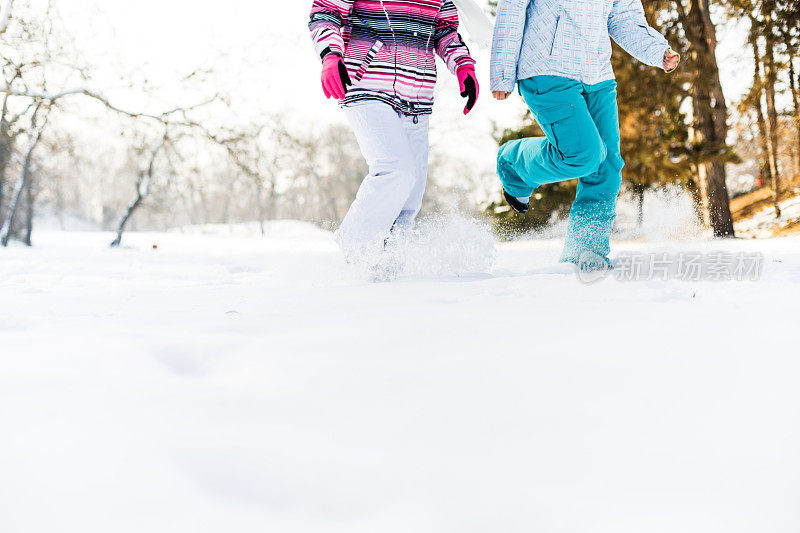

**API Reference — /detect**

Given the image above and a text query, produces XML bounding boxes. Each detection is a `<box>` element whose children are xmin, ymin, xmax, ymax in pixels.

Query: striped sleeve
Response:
<box><xmin>433</xmin><ymin>1</ymin><xmax>476</xmax><ymax>75</ymax></box>
<box><xmin>309</xmin><ymin>0</ymin><xmax>354</xmax><ymax>60</ymax></box>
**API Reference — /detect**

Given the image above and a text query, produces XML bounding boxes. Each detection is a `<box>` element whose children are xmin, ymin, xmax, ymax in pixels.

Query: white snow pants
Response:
<box><xmin>335</xmin><ymin>101</ymin><xmax>430</xmax><ymax>262</ymax></box>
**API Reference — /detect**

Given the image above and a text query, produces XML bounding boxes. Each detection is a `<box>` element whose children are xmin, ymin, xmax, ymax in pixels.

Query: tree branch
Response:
<box><xmin>1</xmin><ymin>102</ymin><xmax>50</xmax><ymax>246</ymax></box>
<box><xmin>110</xmin><ymin>129</ymin><xmax>169</xmax><ymax>247</ymax></box>
<box><xmin>0</xmin><ymin>84</ymin><xmax>219</xmax><ymax>124</ymax></box>
<box><xmin>0</xmin><ymin>0</ymin><xmax>14</xmax><ymax>36</ymax></box>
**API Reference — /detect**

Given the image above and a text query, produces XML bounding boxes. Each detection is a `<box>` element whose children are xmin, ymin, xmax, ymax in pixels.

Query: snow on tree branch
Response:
<box><xmin>0</xmin><ymin>0</ymin><xmax>13</xmax><ymax>36</ymax></box>
<box><xmin>0</xmin><ymin>84</ymin><xmax>220</xmax><ymax>124</ymax></box>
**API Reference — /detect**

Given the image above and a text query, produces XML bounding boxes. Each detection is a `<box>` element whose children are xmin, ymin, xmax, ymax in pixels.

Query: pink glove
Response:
<box><xmin>457</xmin><ymin>66</ymin><xmax>479</xmax><ymax>115</ymax></box>
<box><xmin>321</xmin><ymin>54</ymin><xmax>351</xmax><ymax>101</ymax></box>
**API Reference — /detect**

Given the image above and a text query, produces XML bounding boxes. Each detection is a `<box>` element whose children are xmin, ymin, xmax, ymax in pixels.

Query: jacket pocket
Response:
<box><xmin>536</xmin><ymin>103</ymin><xmax>574</xmax><ymax>124</ymax></box>
<box><xmin>549</xmin><ymin>16</ymin><xmax>562</xmax><ymax>57</ymax></box>
<box><xmin>353</xmin><ymin>40</ymin><xmax>384</xmax><ymax>82</ymax></box>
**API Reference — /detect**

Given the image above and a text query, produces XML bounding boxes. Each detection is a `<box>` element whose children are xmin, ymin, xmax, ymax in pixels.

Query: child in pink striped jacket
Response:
<box><xmin>309</xmin><ymin>0</ymin><xmax>479</xmax><ymax>280</ymax></box>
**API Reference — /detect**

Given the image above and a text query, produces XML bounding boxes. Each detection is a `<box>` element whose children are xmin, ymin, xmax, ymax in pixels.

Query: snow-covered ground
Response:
<box><xmin>735</xmin><ymin>190</ymin><xmax>800</xmax><ymax>238</ymax></box>
<box><xmin>2</xmin><ymin>220</ymin><xmax>799</xmax><ymax>533</ymax></box>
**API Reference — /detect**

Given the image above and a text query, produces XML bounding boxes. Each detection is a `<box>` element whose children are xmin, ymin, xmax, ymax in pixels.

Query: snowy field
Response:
<box><xmin>735</xmin><ymin>190</ymin><xmax>800</xmax><ymax>237</ymax></box>
<box><xmin>2</xmin><ymin>220</ymin><xmax>800</xmax><ymax>533</ymax></box>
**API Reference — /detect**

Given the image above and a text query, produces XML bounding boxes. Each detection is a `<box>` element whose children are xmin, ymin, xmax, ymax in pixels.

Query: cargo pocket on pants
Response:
<box><xmin>535</xmin><ymin>103</ymin><xmax>581</xmax><ymax>155</ymax></box>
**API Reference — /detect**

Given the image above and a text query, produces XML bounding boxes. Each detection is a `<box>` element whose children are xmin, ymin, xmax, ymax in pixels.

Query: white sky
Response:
<box><xmin>62</xmin><ymin>0</ymin><xmax>524</xmax><ymax>119</ymax></box>
<box><xmin>59</xmin><ymin>0</ymin><xmax>751</xmax><ymax>188</ymax></box>
<box><xmin>60</xmin><ymin>0</ymin><xmax>522</xmax><ymax>192</ymax></box>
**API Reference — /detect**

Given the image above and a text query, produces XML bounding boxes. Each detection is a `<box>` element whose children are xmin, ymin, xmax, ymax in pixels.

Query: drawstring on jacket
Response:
<box><xmin>415</xmin><ymin>4</ymin><xmax>442</xmax><ymax>106</ymax></box>
<box><xmin>379</xmin><ymin>0</ymin><xmax>399</xmax><ymax>104</ymax></box>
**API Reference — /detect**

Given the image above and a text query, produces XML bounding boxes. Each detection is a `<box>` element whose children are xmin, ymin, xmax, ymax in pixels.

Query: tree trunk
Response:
<box><xmin>110</xmin><ymin>134</ymin><xmax>167</xmax><ymax>247</ymax></box>
<box><xmin>763</xmin><ymin>10</ymin><xmax>782</xmax><ymax>217</ymax></box>
<box><xmin>789</xmin><ymin>53</ymin><xmax>800</xmax><ymax>174</ymax></box>
<box><xmin>750</xmin><ymin>30</ymin><xmax>775</xmax><ymax>189</ymax></box>
<box><xmin>695</xmin><ymin>159</ymin><xmax>712</xmax><ymax>227</ymax></box>
<box><xmin>0</xmin><ymin>93</ymin><xmax>13</xmax><ymax>229</ymax></box>
<box><xmin>634</xmin><ymin>184</ymin><xmax>646</xmax><ymax>227</ymax></box>
<box><xmin>109</xmin><ymin>175</ymin><xmax>147</xmax><ymax>248</ymax></box>
<box><xmin>267</xmin><ymin>178</ymin><xmax>277</xmax><ymax>223</ymax></box>
<box><xmin>0</xmin><ymin>105</ymin><xmax>46</xmax><ymax>247</ymax></box>
<box><xmin>0</xmin><ymin>168</ymin><xmax>27</xmax><ymax>247</ymax></box>
<box><xmin>0</xmin><ymin>154</ymin><xmax>5</xmax><ymax>229</ymax></box>
<box><xmin>677</xmin><ymin>0</ymin><xmax>735</xmax><ymax>237</ymax></box>
<box><xmin>685</xmin><ymin>174</ymin><xmax>704</xmax><ymax>225</ymax></box>
<box><xmin>23</xmin><ymin>174</ymin><xmax>33</xmax><ymax>246</ymax></box>
<box><xmin>0</xmin><ymin>0</ymin><xmax>15</xmax><ymax>36</ymax></box>
<box><xmin>255</xmin><ymin>180</ymin><xmax>266</xmax><ymax>236</ymax></box>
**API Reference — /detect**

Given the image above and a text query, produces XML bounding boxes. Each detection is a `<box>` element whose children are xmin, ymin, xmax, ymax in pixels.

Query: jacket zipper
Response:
<box><xmin>414</xmin><ymin>3</ymin><xmax>442</xmax><ymax>105</ymax></box>
<box><xmin>378</xmin><ymin>0</ymin><xmax>399</xmax><ymax>102</ymax></box>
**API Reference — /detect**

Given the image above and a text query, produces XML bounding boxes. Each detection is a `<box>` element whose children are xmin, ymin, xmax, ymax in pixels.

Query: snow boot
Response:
<box><xmin>503</xmin><ymin>190</ymin><xmax>530</xmax><ymax>214</ymax></box>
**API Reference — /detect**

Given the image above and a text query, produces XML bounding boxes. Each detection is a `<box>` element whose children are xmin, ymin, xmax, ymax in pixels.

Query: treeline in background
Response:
<box><xmin>1</xmin><ymin>0</ymin><xmax>799</xmax><ymax>247</ymax></box>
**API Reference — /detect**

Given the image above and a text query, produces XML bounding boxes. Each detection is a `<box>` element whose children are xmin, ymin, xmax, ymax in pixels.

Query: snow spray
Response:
<box><xmin>613</xmin><ymin>186</ymin><xmax>706</xmax><ymax>240</ymax></box>
<box><xmin>387</xmin><ymin>212</ymin><xmax>497</xmax><ymax>278</ymax></box>
<box><xmin>511</xmin><ymin>185</ymin><xmax>706</xmax><ymax>243</ymax></box>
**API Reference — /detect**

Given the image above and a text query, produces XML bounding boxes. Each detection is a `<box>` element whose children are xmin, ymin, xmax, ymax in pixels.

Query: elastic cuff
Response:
<box><xmin>490</xmin><ymin>81</ymin><xmax>516</xmax><ymax>93</ymax></box>
<box><xmin>654</xmin><ymin>45</ymin><xmax>671</xmax><ymax>69</ymax></box>
<box><xmin>452</xmin><ymin>57</ymin><xmax>476</xmax><ymax>75</ymax></box>
<box><xmin>320</xmin><ymin>46</ymin><xmax>343</xmax><ymax>61</ymax></box>
<box><xmin>663</xmin><ymin>47</ymin><xmax>680</xmax><ymax>72</ymax></box>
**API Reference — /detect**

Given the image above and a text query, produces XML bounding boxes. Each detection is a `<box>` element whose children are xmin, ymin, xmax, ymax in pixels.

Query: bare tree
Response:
<box><xmin>198</xmin><ymin>123</ymin><xmax>279</xmax><ymax>235</ymax></box>
<box><xmin>0</xmin><ymin>0</ymin><xmax>227</xmax><ymax>245</ymax></box>
<box><xmin>747</xmin><ymin>25</ymin><xmax>777</xmax><ymax>199</ymax></box>
<box><xmin>283</xmin><ymin>124</ymin><xmax>366</xmax><ymax>227</ymax></box>
<box><xmin>761</xmin><ymin>0</ymin><xmax>783</xmax><ymax>216</ymax></box>
<box><xmin>0</xmin><ymin>0</ymin><xmax>14</xmax><ymax>36</ymax></box>
<box><xmin>0</xmin><ymin>101</ymin><xmax>49</xmax><ymax>246</ymax></box>
<box><xmin>110</xmin><ymin>129</ymin><xmax>168</xmax><ymax>247</ymax></box>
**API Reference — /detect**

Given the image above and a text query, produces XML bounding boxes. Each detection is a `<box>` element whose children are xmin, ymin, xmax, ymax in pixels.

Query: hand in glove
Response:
<box><xmin>321</xmin><ymin>54</ymin><xmax>352</xmax><ymax>101</ymax></box>
<box><xmin>457</xmin><ymin>66</ymin><xmax>479</xmax><ymax>115</ymax></box>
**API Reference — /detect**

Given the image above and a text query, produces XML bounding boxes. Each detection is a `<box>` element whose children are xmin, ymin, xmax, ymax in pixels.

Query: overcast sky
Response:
<box><xmin>62</xmin><ymin>0</ymin><xmax>524</xmax><ymax>119</ymax></box>
<box><xmin>58</xmin><ymin>0</ymin><xmax>752</xmax><ymax>188</ymax></box>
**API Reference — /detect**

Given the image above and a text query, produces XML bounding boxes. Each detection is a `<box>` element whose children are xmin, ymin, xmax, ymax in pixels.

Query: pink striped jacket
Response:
<box><xmin>309</xmin><ymin>0</ymin><xmax>476</xmax><ymax>115</ymax></box>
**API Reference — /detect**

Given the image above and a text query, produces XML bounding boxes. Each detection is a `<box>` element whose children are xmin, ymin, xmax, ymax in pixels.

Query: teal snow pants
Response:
<box><xmin>497</xmin><ymin>75</ymin><xmax>624</xmax><ymax>264</ymax></box>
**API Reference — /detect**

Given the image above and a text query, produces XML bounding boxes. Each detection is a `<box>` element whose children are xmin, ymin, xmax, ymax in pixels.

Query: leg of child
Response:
<box><xmin>561</xmin><ymin>80</ymin><xmax>624</xmax><ymax>264</ymax></box>
<box><xmin>336</xmin><ymin>101</ymin><xmax>418</xmax><ymax>263</ymax></box>
<box><xmin>391</xmin><ymin>114</ymin><xmax>431</xmax><ymax>235</ymax></box>
<box><xmin>496</xmin><ymin>76</ymin><xmax>606</xmax><ymax>200</ymax></box>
